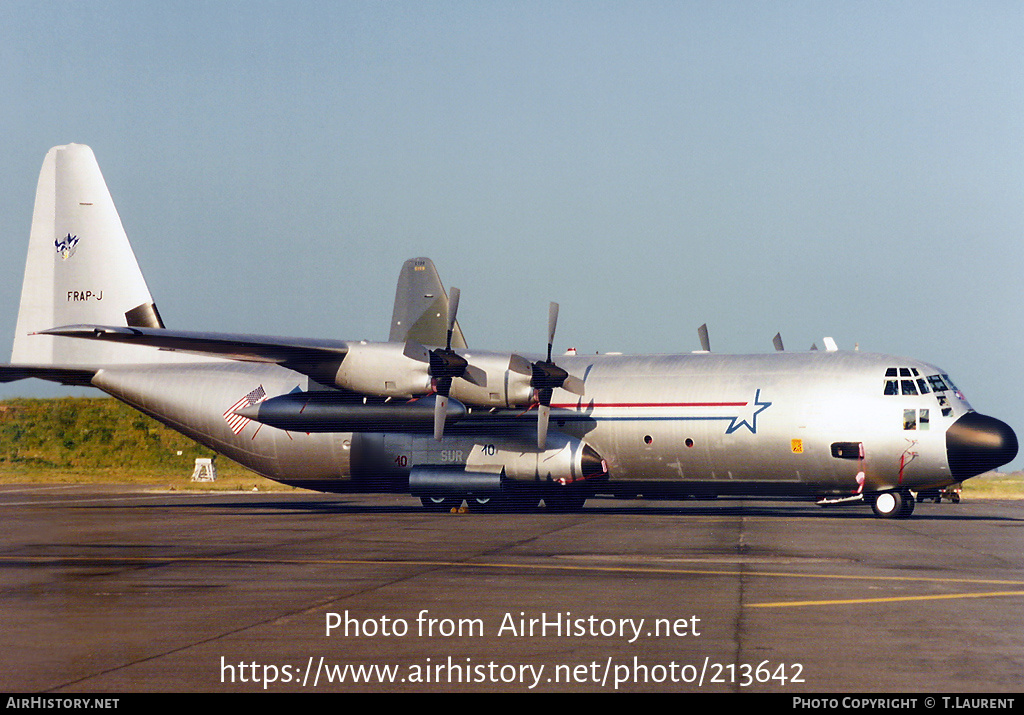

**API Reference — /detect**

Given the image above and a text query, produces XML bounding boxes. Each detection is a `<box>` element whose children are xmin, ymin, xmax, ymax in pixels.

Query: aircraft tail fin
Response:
<box><xmin>10</xmin><ymin>144</ymin><xmax>165</xmax><ymax>368</ymax></box>
<box><xmin>388</xmin><ymin>257</ymin><xmax>466</xmax><ymax>348</ymax></box>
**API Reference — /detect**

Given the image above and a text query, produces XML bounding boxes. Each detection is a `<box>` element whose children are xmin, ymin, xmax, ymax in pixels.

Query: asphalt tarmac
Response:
<box><xmin>1</xmin><ymin>484</ymin><xmax>1022</xmax><ymax>693</ymax></box>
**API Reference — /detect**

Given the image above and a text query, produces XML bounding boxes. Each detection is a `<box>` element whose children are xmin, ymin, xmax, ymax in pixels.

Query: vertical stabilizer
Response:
<box><xmin>388</xmin><ymin>257</ymin><xmax>466</xmax><ymax>348</ymax></box>
<box><xmin>11</xmin><ymin>144</ymin><xmax>164</xmax><ymax>366</ymax></box>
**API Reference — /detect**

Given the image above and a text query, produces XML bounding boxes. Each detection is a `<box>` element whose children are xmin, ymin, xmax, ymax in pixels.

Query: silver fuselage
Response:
<box><xmin>90</xmin><ymin>348</ymin><xmax>973</xmax><ymax>499</ymax></box>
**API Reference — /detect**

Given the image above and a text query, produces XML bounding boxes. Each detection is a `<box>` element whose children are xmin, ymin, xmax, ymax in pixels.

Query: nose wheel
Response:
<box><xmin>870</xmin><ymin>490</ymin><xmax>915</xmax><ymax>519</ymax></box>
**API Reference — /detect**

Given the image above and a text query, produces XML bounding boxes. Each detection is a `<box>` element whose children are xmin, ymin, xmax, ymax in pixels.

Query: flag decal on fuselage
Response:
<box><xmin>223</xmin><ymin>385</ymin><xmax>267</xmax><ymax>434</ymax></box>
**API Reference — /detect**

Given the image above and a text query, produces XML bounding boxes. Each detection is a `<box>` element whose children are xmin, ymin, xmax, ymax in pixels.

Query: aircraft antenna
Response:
<box><xmin>698</xmin><ymin>324</ymin><xmax>711</xmax><ymax>352</ymax></box>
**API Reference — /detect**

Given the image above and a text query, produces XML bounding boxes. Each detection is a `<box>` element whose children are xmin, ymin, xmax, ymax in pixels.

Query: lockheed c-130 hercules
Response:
<box><xmin>1</xmin><ymin>144</ymin><xmax>1017</xmax><ymax>518</ymax></box>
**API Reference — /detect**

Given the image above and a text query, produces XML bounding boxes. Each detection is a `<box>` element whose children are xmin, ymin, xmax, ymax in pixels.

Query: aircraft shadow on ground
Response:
<box><xmin>92</xmin><ymin>495</ymin><xmax>1024</xmax><ymax>522</ymax></box>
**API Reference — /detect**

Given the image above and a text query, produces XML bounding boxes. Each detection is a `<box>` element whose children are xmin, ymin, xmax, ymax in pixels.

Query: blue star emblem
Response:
<box><xmin>726</xmin><ymin>389</ymin><xmax>771</xmax><ymax>434</ymax></box>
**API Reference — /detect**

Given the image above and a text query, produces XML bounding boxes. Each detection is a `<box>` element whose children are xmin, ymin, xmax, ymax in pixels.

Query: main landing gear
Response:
<box><xmin>870</xmin><ymin>490</ymin><xmax>916</xmax><ymax>519</ymax></box>
<box><xmin>419</xmin><ymin>490</ymin><xmax>584</xmax><ymax>513</ymax></box>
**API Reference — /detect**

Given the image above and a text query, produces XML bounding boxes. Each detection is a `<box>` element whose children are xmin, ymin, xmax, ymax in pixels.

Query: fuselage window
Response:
<box><xmin>903</xmin><ymin>409</ymin><xmax>917</xmax><ymax>430</ymax></box>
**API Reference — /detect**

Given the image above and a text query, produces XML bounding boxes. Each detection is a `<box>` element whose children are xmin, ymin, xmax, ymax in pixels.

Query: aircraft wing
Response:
<box><xmin>38</xmin><ymin>325</ymin><xmax>349</xmax><ymax>372</ymax></box>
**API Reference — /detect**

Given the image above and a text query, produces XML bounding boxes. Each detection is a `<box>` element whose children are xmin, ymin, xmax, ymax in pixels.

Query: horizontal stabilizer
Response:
<box><xmin>0</xmin><ymin>364</ymin><xmax>97</xmax><ymax>386</ymax></box>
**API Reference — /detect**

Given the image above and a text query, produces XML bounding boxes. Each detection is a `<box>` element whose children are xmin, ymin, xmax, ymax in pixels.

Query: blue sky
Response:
<box><xmin>1</xmin><ymin>2</ymin><xmax>1022</xmax><ymax>466</ymax></box>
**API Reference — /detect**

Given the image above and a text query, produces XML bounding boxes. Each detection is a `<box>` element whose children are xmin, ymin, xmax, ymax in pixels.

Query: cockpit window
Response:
<box><xmin>927</xmin><ymin>374</ymin><xmax>949</xmax><ymax>392</ymax></box>
<box><xmin>883</xmin><ymin>367</ymin><xmax>930</xmax><ymax>395</ymax></box>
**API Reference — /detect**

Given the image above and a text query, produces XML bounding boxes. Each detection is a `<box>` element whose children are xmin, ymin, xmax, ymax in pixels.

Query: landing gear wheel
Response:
<box><xmin>420</xmin><ymin>496</ymin><xmax>463</xmax><ymax>512</ymax></box>
<box><xmin>870</xmin><ymin>490</ymin><xmax>904</xmax><ymax>519</ymax></box>
<box><xmin>467</xmin><ymin>495</ymin><xmax>504</xmax><ymax>512</ymax></box>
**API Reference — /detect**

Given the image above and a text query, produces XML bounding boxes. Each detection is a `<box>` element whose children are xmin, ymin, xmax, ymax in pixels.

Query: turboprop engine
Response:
<box><xmin>330</xmin><ymin>298</ymin><xmax>585</xmax><ymax>448</ymax></box>
<box><xmin>329</xmin><ymin>342</ymin><xmax>537</xmax><ymax>408</ymax></box>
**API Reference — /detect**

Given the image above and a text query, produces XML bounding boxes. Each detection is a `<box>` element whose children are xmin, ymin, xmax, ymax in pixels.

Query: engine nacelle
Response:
<box><xmin>332</xmin><ymin>342</ymin><xmax>431</xmax><ymax>398</ymax></box>
<box><xmin>357</xmin><ymin>430</ymin><xmax>608</xmax><ymax>487</ymax></box>
<box><xmin>446</xmin><ymin>352</ymin><xmax>535</xmax><ymax>408</ymax></box>
<box><xmin>329</xmin><ymin>343</ymin><xmax>580</xmax><ymax>410</ymax></box>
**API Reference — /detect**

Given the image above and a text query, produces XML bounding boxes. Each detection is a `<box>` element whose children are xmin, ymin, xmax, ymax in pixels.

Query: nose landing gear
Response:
<box><xmin>870</xmin><ymin>490</ymin><xmax>915</xmax><ymax>519</ymax></box>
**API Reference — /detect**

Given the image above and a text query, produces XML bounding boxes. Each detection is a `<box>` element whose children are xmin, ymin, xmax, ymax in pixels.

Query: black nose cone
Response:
<box><xmin>946</xmin><ymin>412</ymin><xmax>1018</xmax><ymax>480</ymax></box>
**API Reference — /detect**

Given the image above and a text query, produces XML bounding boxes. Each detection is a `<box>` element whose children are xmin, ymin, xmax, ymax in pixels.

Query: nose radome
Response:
<box><xmin>946</xmin><ymin>412</ymin><xmax>1018</xmax><ymax>481</ymax></box>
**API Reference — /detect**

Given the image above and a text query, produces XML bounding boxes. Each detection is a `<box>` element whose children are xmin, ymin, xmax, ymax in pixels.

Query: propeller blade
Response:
<box><xmin>562</xmin><ymin>374</ymin><xmax>586</xmax><ymax>396</ymax></box>
<box><xmin>463</xmin><ymin>364</ymin><xmax>487</xmax><ymax>387</ymax></box>
<box><xmin>434</xmin><ymin>393</ymin><xmax>448</xmax><ymax>441</ymax></box>
<box><xmin>509</xmin><ymin>353</ymin><xmax>532</xmax><ymax>375</ymax></box>
<box><xmin>548</xmin><ymin>302</ymin><xmax>559</xmax><ymax>354</ymax></box>
<box><xmin>446</xmin><ymin>287</ymin><xmax>460</xmax><ymax>351</ymax></box>
<box><xmin>403</xmin><ymin>340</ymin><xmax>430</xmax><ymax>363</ymax></box>
<box><xmin>546</xmin><ymin>302</ymin><xmax>561</xmax><ymax>364</ymax></box>
<box><xmin>537</xmin><ymin>403</ymin><xmax>550</xmax><ymax>449</ymax></box>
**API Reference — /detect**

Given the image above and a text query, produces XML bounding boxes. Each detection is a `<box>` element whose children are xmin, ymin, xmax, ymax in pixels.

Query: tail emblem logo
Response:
<box><xmin>55</xmin><ymin>233</ymin><xmax>80</xmax><ymax>261</ymax></box>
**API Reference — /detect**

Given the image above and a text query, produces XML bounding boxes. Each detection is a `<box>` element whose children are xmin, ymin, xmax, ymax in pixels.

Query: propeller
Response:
<box><xmin>403</xmin><ymin>287</ymin><xmax>483</xmax><ymax>440</ymax></box>
<box><xmin>429</xmin><ymin>287</ymin><xmax>472</xmax><ymax>440</ymax></box>
<box><xmin>512</xmin><ymin>302</ymin><xmax>586</xmax><ymax>449</ymax></box>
